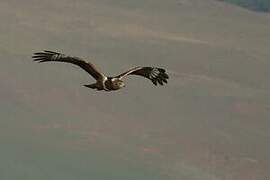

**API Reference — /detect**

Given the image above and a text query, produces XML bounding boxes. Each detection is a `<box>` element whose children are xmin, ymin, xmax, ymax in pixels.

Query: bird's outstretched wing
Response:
<box><xmin>116</xmin><ymin>66</ymin><xmax>169</xmax><ymax>85</ymax></box>
<box><xmin>32</xmin><ymin>50</ymin><xmax>105</xmax><ymax>80</ymax></box>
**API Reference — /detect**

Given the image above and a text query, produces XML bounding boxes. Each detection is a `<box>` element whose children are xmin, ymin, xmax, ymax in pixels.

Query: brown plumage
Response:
<box><xmin>32</xmin><ymin>50</ymin><xmax>169</xmax><ymax>91</ymax></box>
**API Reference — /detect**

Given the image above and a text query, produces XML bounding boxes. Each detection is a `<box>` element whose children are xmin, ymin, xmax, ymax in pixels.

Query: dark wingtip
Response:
<box><xmin>32</xmin><ymin>50</ymin><xmax>54</xmax><ymax>63</ymax></box>
<box><xmin>152</xmin><ymin>80</ymin><xmax>158</xmax><ymax>86</ymax></box>
<box><xmin>149</xmin><ymin>68</ymin><xmax>169</xmax><ymax>86</ymax></box>
<box><xmin>157</xmin><ymin>78</ymin><xmax>164</xmax><ymax>85</ymax></box>
<box><xmin>33</xmin><ymin>50</ymin><xmax>58</xmax><ymax>56</ymax></box>
<box><xmin>158</xmin><ymin>68</ymin><xmax>165</xmax><ymax>73</ymax></box>
<box><xmin>33</xmin><ymin>58</ymin><xmax>45</xmax><ymax>61</ymax></box>
<box><xmin>38</xmin><ymin>60</ymin><xmax>46</xmax><ymax>63</ymax></box>
<box><xmin>44</xmin><ymin>50</ymin><xmax>59</xmax><ymax>54</ymax></box>
<box><xmin>164</xmin><ymin>73</ymin><xmax>169</xmax><ymax>79</ymax></box>
<box><xmin>157</xmin><ymin>68</ymin><xmax>169</xmax><ymax>79</ymax></box>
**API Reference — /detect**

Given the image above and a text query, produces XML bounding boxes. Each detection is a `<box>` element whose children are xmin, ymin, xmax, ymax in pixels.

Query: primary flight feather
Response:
<box><xmin>32</xmin><ymin>50</ymin><xmax>169</xmax><ymax>91</ymax></box>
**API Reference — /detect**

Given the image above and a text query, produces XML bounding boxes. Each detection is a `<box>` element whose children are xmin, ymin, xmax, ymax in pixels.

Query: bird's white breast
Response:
<box><xmin>102</xmin><ymin>76</ymin><xmax>109</xmax><ymax>91</ymax></box>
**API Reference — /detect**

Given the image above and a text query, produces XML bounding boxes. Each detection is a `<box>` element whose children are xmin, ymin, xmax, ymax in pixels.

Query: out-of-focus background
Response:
<box><xmin>1</xmin><ymin>0</ymin><xmax>270</xmax><ymax>179</ymax></box>
<box><xmin>220</xmin><ymin>0</ymin><xmax>270</xmax><ymax>12</ymax></box>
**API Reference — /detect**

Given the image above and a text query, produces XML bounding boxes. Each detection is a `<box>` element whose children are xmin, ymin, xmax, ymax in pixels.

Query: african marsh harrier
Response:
<box><xmin>32</xmin><ymin>50</ymin><xmax>169</xmax><ymax>91</ymax></box>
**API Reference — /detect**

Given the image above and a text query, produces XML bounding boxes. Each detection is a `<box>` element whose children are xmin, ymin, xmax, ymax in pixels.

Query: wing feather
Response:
<box><xmin>116</xmin><ymin>66</ymin><xmax>169</xmax><ymax>86</ymax></box>
<box><xmin>32</xmin><ymin>50</ymin><xmax>104</xmax><ymax>80</ymax></box>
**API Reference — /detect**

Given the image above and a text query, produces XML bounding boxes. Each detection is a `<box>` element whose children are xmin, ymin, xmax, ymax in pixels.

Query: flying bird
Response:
<box><xmin>32</xmin><ymin>50</ymin><xmax>169</xmax><ymax>91</ymax></box>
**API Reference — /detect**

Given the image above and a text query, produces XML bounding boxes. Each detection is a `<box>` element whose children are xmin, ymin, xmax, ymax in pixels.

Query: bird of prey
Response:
<box><xmin>32</xmin><ymin>50</ymin><xmax>169</xmax><ymax>91</ymax></box>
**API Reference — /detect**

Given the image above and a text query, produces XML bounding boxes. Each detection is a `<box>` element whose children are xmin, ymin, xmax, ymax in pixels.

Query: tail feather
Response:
<box><xmin>84</xmin><ymin>84</ymin><xmax>99</xmax><ymax>90</ymax></box>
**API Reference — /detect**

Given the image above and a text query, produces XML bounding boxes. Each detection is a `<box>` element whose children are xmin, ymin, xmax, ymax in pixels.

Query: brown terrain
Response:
<box><xmin>0</xmin><ymin>0</ymin><xmax>270</xmax><ymax>179</ymax></box>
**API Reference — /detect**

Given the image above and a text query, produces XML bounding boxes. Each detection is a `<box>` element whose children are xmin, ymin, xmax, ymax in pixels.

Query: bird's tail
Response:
<box><xmin>83</xmin><ymin>83</ymin><xmax>98</xmax><ymax>90</ymax></box>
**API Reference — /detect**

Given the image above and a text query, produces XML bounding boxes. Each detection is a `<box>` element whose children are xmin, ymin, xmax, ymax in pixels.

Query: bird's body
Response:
<box><xmin>84</xmin><ymin>77</ymin><xmax>125</xmax><ymax>91</ymax></box>
<box><xmin>32</xmin><ymin>51</ymin><xmax>169</xmax><ymax>92</ymax></box>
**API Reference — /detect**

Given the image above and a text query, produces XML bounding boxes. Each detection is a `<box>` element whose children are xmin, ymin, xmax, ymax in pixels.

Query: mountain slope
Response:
<box><xmin>0</xmin><ymin>0</ymin><xmax>270</xmax><ymax>179</ymax></box>
<box><xmin>219</xmin><ymin>0</ymin><xmax>270</xmax><ymax>12</ymax></box>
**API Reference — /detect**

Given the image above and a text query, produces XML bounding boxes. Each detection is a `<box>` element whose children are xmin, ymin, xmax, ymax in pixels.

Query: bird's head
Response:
<box><xmin>117</xmin><ymin>80</ymin><xmax>126</xmax><ymax>88</ymax></box>
<box><xmin>112</xmin><ymin>79</ymin><xmax>125</xmax><ymax>89</ymax></box>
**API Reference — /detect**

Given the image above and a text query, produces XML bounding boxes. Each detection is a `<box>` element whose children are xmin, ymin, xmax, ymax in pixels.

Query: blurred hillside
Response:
<box><xmin>0</xmin><ymin>0</ymin><xmax>270</xmax><ymax>179</ymax></box>
<box><xmin>219</xmin><ymin>0</ymin><xmax>270</xmax><ymax>12</ymax></box>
